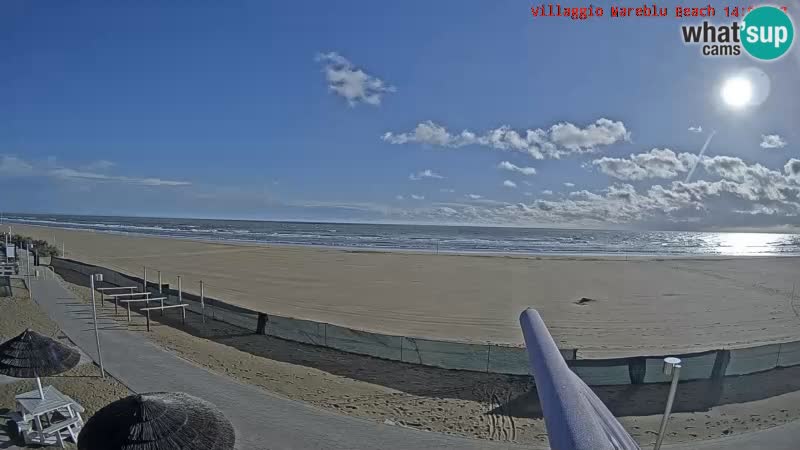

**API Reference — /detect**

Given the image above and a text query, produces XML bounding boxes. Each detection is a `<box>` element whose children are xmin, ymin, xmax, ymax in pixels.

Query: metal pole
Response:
<box><xmin>158</xmin><ymin>270</ymin><xmax>162</xmax><ymax>293</ymax></box>
<box><xmin>25</xmin><ymin>243</ymin><xmax>31</xmax><ymax>299</ymax></box>
<box><xmin>200</xmin><ymin>280</ymin><xmax>205</xmax><ymax>323</ymax></box>
<box><xmin>143</xmin><ymin>266</ymin><xmax>147</xmax><ymax>292</ymax></box>
<box><xmin>90</xmin><ymin>275</ymin><xmax>106</xmax><ymax>379</ymax></box>
<box><xmin>654</xmin><ymin>359</ymin><xmax>682</xmax><ymax>450</ymax></box>
<box><xmin>62</xmin><ymin>242</ymin><xmax>65</xmax><ymax>257</ymax></box>
<box><xmin>178</xmin><ymin>275</ymin><xmax>182</xmax><ymax>304</ymax></box>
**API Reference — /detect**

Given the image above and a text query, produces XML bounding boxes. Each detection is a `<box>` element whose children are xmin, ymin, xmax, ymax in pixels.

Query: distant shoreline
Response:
<box><xmin>8</xmin><ymin>221</ymin><xmax>799</xmax><ymax>260</ymax></box>
<box><xmin>5</xmin><ymin>216</ymin><xmax>800</xmax><ymax>258</ymax></box>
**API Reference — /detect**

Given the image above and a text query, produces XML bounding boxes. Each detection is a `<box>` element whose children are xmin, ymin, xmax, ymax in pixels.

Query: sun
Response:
<box><xmin>720</xmin><ymin>77</ymin><xmax>753</xmax><ymax>109</ymax></box>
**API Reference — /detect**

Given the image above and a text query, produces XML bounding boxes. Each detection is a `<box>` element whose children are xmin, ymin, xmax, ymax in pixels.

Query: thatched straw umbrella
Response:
<box><xmin>78</xmin><ymin>392</ymin><xmax>235</xmax><ymax>450</ymax></box>
<box><xmin>0</xmin><ymin>329</ymin><xmax>81</xmax><ymax>398</ymax></box>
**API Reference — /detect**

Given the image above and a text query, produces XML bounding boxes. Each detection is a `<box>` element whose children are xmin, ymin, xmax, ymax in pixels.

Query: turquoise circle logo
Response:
<box><xmin>741</xmin><ymin>6</ymin><xmax>794</xmax><ymax>60</ymax></box>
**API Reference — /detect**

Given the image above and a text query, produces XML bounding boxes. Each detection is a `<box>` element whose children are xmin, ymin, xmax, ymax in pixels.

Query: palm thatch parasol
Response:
<box><xmin>0</xmin><ymin>329</ymin><xmax>81</xmax><ymax>397</ymax></box>
<box><xmin>78</xmin><ymin>392</ymin><xmax>235</xmax><ymax>450</ymax></box>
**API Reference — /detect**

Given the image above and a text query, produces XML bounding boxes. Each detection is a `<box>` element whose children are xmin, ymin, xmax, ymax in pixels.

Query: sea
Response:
<box><xmin>3</xmin><ymin>214</ymin><xmax>800</xmax><ymax>256</ymax></box>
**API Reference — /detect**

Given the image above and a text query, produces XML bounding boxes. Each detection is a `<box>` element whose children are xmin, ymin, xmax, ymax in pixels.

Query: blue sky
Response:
<box><xmin>1</xmin><ymin>1</ymin><xmax>798</xmax><ymax>230</ymax></box>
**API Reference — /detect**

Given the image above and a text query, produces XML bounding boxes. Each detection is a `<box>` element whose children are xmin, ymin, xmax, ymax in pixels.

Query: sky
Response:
<box><xmin>1</xmin><ymin>1</ymin><xmax>799</xmax><ymax>230</ymax></box>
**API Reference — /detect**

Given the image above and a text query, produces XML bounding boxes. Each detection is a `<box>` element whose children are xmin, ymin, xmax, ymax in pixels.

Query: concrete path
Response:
<box><xmin>26</xmin><ymin>276</ymin><xmax>530</xmax><ymax>450</ymax></box>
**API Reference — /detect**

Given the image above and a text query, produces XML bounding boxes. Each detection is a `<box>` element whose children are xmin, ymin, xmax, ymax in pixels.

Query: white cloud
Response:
<box><xmin>82</xmin><ymin>160</ymin><xmax>116</xmax><ymax>171</ymax></box>
<box><xmin>410</xmin><ymin>194</ymin><xmax>425</xmax><ymax>200</ymax></box>
<box><xmin>497</xmin><ymin>161</ymin><xmax>537</xmax><ymax>175</ymax></box>
<box><xmin>541</xmin><ymin>189</ymin><xmax>553</xmax><ymax>195</ymax></box>
<box><xmin>503</xmin><ymin>180</ymin><xmax>517</xmax><ymax>188</ymax></box>
<box><xmin>409</xmin><ymin>169</ymin><xmax>444</xmax><ymax>181</ymax></box>
<box><xmin>592</xmin><ymin>148</ymin><xmax>700</xmax><ymax>181</ymax></box>
<box><xmin>760</xmin><ymin>134</ymin><xmax>787</xmax><ymax>149</ymax></box>
<box><xmin>688</xmin><ymin>126</ymin><xmax>703</xmax><ymax>133</ymax></box>
<box><xmin>523</xmin><ymin>192</ymin><xmax>534</xmax><ymax>196</ymax></box>
<box><xmin>382</xmin><ymin>118</ymin><xmax>629</xmax><ymax>159</ymax></box>
<box><xmin>563</xmin><ymin>182</ymin><xmax>575</xmax><ymax>187</ymax></box>
<box><xmin>316</xmin><ymin>52</ymin><xmax>396</xmax><ymax>106</ymax></box>
<box><xmin>439</xmin><ymin>188</ymin><xmax>456</xmax><ymax>193</ymax></box>
<box><xmin>0</xmin><ymin>155</ymin><xmax>34</xmax><ymax>176</ymax></box>
<box><xmin>395</xmin><ymin>195</ymin><xmax>405</xmax><ymax>200</ymax></box>
<box><xmin>0</xmin><ymin>155</ymin><xmax>189</xmax><ymax>187</ymax></box>
<box><xmin>465</xmin><ymin>194</ymin><xmax>483</xmax><ymax>200</ymax></box>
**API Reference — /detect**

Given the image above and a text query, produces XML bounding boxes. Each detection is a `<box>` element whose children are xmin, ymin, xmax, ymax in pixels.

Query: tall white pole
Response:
<box><xmin>90</xmin><ymin>275</ymin><xmax>106</xmax><ymax>379</ymax></box>
<box><xmin>654</xmin><ymin>358</ymin><xmax>682</xmax><ymax>450</ymax></box>
<box><xmin>143</xmin><ymin>266</ymin><xmax>147</xmax><ymax>292</ymax></box>
<box><xmin>177</xmin><ymin>275</ymin><xmax>182</xmax><ymax>304</ymax></box>
<box><xmin>158</xmin><ymin>270</ymin><xmax>162</xmax><ymax>293</ymax></box>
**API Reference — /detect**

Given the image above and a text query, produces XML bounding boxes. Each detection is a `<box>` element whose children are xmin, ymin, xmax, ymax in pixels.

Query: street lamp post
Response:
<box><xmin>90</xmin><ymin>273</ymin><xmax>106</xmax><ymax>378</ymax></box>
<box><xmin>654</xmin><ymin>357</ymin><xmax>682</xmax><ymax>450</ymax></box>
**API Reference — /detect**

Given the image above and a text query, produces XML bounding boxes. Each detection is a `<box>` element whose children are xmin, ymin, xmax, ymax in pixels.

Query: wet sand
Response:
<box><xmin>14</xmin><ymin>224</ymin><xmax>800</xmax><ymax>358</ymax></box>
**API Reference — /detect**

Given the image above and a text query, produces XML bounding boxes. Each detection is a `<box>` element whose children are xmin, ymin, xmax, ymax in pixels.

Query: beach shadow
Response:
<box><xmin>0</xmin><ymin>408</ymin><xmax>21</xmax><ymax>449</ymax></box>
<box><xmin>0</xmin><ymin>277</ymin><xmax>12</xmax><ymax>298</ymax></box>
<box><xmin>490</xmin><ymin>365</ymin><xmax>800</xmax><ymax>418</ymax></box>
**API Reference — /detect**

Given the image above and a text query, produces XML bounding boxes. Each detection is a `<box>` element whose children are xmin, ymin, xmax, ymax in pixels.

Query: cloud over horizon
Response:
<box><xmin>0</xmin><ymin>155</ymin><xmax>191</xmax><ymax>187</ymax></box>
<box><xmin>382</xmin><ymin>118</ymin><xmax>630</xmax><ymax>159</ymax></box>
<box><xmin>760</xmin><ymin>134</ymin><xmax>788</xmax><ymax>149</ymax></box>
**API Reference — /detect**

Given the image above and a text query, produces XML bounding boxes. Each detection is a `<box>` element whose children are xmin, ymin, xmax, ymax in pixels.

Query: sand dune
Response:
<box><xmin>14</xmin><ymin>224</ymin><xmax>800</xmax><ymax>357</ymax></box>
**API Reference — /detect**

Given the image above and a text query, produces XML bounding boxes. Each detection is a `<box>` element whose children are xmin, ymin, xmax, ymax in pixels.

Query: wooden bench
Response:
<box><xmin>106</xmin><ymin>291</ymin><xmax>151</xmax><ymax>314</ymax></box>
<box><xmin>118</xmin><ymin>296</ymin><xmax>166</xmax><ymax>322</ymax></box>
<box><xmin>96</xmin><ymin>286</ymin><xmax>137</xmax><ymax>291</ymax></box>
<box><xmin>141</xmin><ymin>303</ymin><xmax>189</xmax><ymax>331</ymax></box>
<box><xmin>38</xmin><ymin>416</ymin><xmax>81</xmax><ymax>448</ymax></box>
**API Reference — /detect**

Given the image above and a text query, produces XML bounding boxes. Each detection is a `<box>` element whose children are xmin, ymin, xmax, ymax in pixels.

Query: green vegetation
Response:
<box><xmin>5</xmin><ymin>234</ymin><xmax>60</xmax><ymax>257</ymax></box>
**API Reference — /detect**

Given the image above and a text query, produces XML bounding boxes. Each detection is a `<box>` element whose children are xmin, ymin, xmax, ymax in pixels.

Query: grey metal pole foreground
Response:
<box><xmin>158</xmin><ymin>270</ymin><xmax>162</xmax><ymax>293</ymax></box>
<box><xmin>177</xmin><ymin>275</ymin><xmax>182</xmax><ymax>304</ymax></box>
<box><xmin>90</xmin><ymin>273</ymin><xmax>106</xmax><ymax>379</ymax></box>
<box><xmin>143</xmin><ymin>266</ymin><xmax>147</xmax><ymax>292</ymax></box>
<box><xmin>654</xmin><ymin>357</ymin><xmax>682</xmax><ymax>450</ymax></box>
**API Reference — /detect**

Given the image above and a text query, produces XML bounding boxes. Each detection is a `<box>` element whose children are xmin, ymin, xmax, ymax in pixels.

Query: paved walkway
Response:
<box><xmin>18</xmin><ymin>269</ymin><xmax>800</xmax><ymax>450</ymax></box>
<box><xmin>26</xmin><ymin>276</ymin><xmax>530</xmax><ymax>450</ymax></box>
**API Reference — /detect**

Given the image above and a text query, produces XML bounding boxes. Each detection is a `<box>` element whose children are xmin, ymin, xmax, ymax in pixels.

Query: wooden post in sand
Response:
<box><xmin>200</xmin><ymin>280</ymin><xmax>205</xmax><ymax>324</ymax></box>
<box><xmin>177</xmin><ymin>275</ymin><xmax>182</xmax><ymax>315</ymax></box>
<box><xmin>256</xmin><ymin>313</ymin><xmax>268</xmax><ymax>335</ymax></box>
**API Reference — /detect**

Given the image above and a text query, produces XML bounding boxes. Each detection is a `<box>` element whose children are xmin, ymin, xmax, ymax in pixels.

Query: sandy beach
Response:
<box><xmin>52</xmin><ymin>262</ymin><xmax>800</xmax><ymax>447</ymax></box>
<box><xmin>13</xmin><ymin>224</ymin><xmax>800</xmax><ymax>358</ymax></box>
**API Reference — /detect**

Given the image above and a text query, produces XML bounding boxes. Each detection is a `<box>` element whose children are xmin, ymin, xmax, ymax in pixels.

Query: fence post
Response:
<box><xmin>200</xmin><ymin>280</ymin><xmax>205</xmax><ymax>323</ymax></box>
<box><xmin>143</xmin><ymin>266</ymin><xmax>147</xmax><ymax>292</ymax></box>
<box><xmin>256</xmin><ymin>313</ymin><xmax>268</xmax><ymax>335</ymax></box>
<box><xmin>177</xmin><ymin>275</ymin><xmax>182</xmax><ymax>306</ymax></box>
<box><xmin>158</xmin><ymin>270</ymin><xmax>162</xmax><ymax>293</ymax></box>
